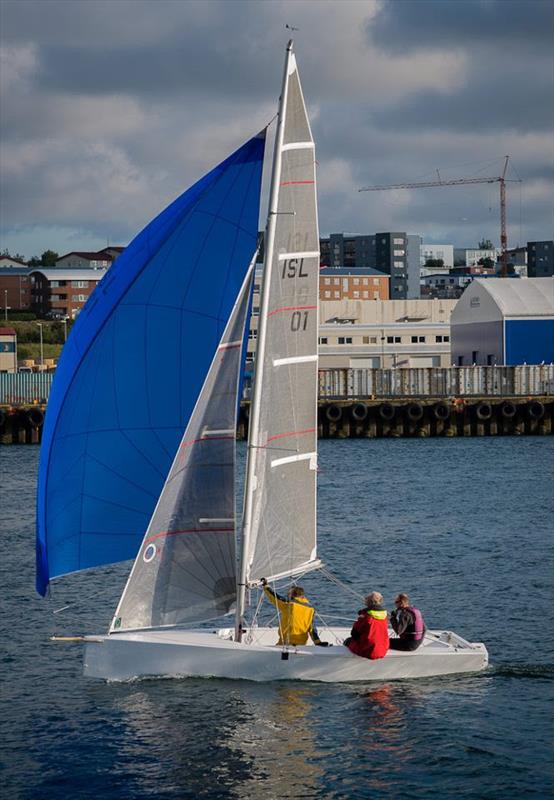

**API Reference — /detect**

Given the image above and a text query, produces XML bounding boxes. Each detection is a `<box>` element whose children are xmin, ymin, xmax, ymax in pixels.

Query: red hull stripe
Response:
<box><xmin>268</xmin><ymin>304</ymin><xmax>317</xmax><ymax>318</ymax></box>
<box><xmin>146</xmin><ymin>527</ymin><xmax>233</xmax><ymax>543</ymax></box>
<box><xmin>267</xmin><ymin>428</ymin><xmax>315</xmax><ymax>444</ymax></box>
<box><xmin>218</xmin><ymin>342</ymin><xmax>241</xmax><ymax>350</ymax></box>
<box><xmin>280</xmin><ymin>180</ymin><xmax>315</xmax><ymax>187</ymax></box>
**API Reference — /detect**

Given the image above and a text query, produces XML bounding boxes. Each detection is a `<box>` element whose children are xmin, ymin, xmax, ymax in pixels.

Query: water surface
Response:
<box><xmin>1</xmin><ymin>438</ymin><xmax>553</xmax><ymax>798</ymax></box>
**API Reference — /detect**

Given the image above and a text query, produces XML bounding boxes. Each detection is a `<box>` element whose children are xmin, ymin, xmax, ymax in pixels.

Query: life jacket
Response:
<box><xmin>406</xmin><ymin>606</ymin><xmax>424</xmax><ymax>640</ymax></box>
<box><xmin>263</xmin><ymin>586</ymin><xmax>315</xmax><ymax>645</ymax></box>
<box><xmin>348</xmin><ymin>608</ymin><xmax>389</xmax><ymax>660</ymax></box>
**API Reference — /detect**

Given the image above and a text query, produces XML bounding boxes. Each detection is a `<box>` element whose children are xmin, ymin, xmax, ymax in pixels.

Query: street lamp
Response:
<box><xmin>36</xmin><ymin>322</ymin><xmax>44</xmax><ymax>368</ymax></box>
<box><xmin>4</xmin><ymin>289</ymin><xmax>9</xmax><ymax>323</ymax></box>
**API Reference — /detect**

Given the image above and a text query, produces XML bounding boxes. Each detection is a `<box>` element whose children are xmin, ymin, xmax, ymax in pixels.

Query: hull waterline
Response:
<box><xmin>83</xmin><ymin>627</ymin><xmax>488</xmax><ymax>682</ymax></box>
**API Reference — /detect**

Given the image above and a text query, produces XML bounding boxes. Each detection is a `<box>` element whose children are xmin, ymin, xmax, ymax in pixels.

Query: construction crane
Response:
<box><xmin>359</xmin><ymin>155</ymin><xmax>521</xmax><ymax>276</ymax></box>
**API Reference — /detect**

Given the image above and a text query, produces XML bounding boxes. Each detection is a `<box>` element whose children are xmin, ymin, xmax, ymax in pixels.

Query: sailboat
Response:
<box><xmin>38</xmin><ymin>42</ymin><xmax>488</xmax><ymax>682</ymax></box>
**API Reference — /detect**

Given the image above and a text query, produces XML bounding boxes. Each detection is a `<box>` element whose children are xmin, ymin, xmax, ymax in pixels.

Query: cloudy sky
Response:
<box><xmin>1</xmin><ymin>0</ymin><xmax>553</xmax><ymax>260</ymax></box>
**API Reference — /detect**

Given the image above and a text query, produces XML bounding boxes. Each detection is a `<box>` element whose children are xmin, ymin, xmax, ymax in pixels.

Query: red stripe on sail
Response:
<box><xmin>266</xmin><ymin>428</ymin><xmax>315</xmax><ymax>444</ymax></box>
<box><xmin>146</xmin><ymin>527</ymin><xmax>234</xmax><ymax>543</ymax></box>
<box><xmin>267</xmin><ymin>304</ymin><xmax>317</xmax><ymax>318</ymax></box>
<box><xmin>280</xmin><ymin>180</ymin><xmax>315</xmax><ymax>186</ymax></box>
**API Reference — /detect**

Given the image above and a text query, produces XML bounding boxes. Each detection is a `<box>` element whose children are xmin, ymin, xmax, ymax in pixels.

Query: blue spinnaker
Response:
<box><xmin>36</xmin><ymin>132</ymin><xmax>266</xmax><ymax>596</ymax></box>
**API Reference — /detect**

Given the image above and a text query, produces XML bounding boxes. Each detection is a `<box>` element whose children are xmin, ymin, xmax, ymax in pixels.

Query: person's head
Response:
<box><xmin>394</xmin><ymin>593</ymin><xmax>410</xmax><ymax>608</ymax></box>
<box><xmin>288</xmin><ymin>585</ymin><xmax>304</xmax><ymax>599</ymax></box>
<box><xmin>365</xmin><ymin>591</ymin><xmax>383</xmax><ymax>608</ymax></box>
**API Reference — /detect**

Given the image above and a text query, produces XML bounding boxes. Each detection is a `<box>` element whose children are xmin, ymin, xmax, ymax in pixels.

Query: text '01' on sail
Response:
<box><xmin>36</xmin><ymin>132</ymin><xmax>266</xmax><ymax>596</ymax></box>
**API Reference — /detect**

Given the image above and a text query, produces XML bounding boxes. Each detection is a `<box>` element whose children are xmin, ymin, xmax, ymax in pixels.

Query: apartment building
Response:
<box><xmin>527</xmin><ymin>241</ymin><xmax>553</xmax><ymax>277</ymax></box>
<box><xmin>321</xmin><ymin>232</ymin><xmax>421</xmax><ymax>299</ymax></box>
<box><xmin>0</xmin><ymin>268</ymin><xmax>32</xmax><ymax>311</ymax></box>
<box><xmin>319</xmin><ymin>267</ymin><xmax>389</xmax><ymax>301</ymax></box>
<box><xmin>55</xmin><ymin>250</ymin><xmax>114</xmax><ymax>269</ymax></box>
<box><xmin>30</xmin><ymin>269</ymin><xmax>107</xmax><ymax>319</ymax></box>
<box><xmin>420</xmin><ymin>244</ymin><xmax>454</xmax><ymax>268</ymax></box>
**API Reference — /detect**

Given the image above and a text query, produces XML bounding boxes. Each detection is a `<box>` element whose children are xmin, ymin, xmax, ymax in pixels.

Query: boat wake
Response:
<box><xmin>491</xmin><ymin>663</ymin><xmax>554</xmax><ymax>680</ymax></box>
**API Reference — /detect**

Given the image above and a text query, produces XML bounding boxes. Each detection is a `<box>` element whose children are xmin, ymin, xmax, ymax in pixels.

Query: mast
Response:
<box><xmin>235</xmin><ymin>41</ymin><xmax>294</xmax><ymax>642</ymax></box>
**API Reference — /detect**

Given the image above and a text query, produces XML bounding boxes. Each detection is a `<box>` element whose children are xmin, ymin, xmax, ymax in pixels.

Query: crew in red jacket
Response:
<box><xmin>345</xmin><ymin>591</ymin><xmax>389</xmax><ymax>660</ymax></box>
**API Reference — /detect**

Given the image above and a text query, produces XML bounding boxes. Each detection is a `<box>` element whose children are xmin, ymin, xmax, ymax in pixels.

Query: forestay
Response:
<box><xmin>244</xmin><ymin>49</ymin><xmax>320</xmax><ymax>585</ymax></box>
<box><xmin>111</xmin><ymin>262</ymin><xmax>255</xmax><ymax>631</ymax></box>
<box><xmin>36</xmin><ymin>133</ymin><xmax>265</xmax><ymax>596</ymax></box>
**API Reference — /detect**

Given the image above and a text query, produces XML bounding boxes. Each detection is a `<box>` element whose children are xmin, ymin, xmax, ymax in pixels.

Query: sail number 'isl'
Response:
<box><xmin>281</xmin><ymin>258</ymin><xmax>309</xmax><ymax>279</ymax></box>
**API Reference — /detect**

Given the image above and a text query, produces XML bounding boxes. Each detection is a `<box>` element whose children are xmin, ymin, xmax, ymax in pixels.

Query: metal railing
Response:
<box><xmin>318</xmin><ymin>365</ymin><xmax>554</xmax><ymax>398</ymax></box>
<box><xmin>2</xmin><ymin>365</ymin><xmax>553</xmax><ymax>406</ymax></box>
<box><xmin>0</xmin><ymin>373</ymin><xmax>54</xmax><ymax>404</ymax></box>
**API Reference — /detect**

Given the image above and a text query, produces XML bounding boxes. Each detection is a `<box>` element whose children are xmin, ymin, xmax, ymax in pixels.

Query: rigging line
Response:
<box><xmin>320</xmin><ymin>567</ymin><xmax>366</xmax><ymax>602</ymax></box>
<box><xmin>313</xmin><ymin>610</ymin><xmax>346</xmax><ymax>645</ymax></box>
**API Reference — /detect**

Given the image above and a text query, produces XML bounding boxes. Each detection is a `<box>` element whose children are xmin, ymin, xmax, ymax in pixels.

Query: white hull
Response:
<box><xmin>83</xmin><ymin>627</ymin><xmax>488</xmax><ymax>682</ymax></box>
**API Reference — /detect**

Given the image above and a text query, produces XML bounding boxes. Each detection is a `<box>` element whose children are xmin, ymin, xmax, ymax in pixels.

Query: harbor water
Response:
<box><xmin>1</xmin><ymin>438</ymin><xmax>553</xmax><ymax>799</ymax></box>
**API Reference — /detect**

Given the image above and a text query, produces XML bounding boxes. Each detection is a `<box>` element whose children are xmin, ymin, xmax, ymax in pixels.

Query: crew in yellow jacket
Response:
<box><xmin>261</xmin><ymin>578</ymin><xmax>329</xmax><ymax>646</ymax></box>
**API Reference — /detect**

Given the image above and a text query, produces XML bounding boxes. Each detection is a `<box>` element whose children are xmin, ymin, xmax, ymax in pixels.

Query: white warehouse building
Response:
<box><xmin>451</xmin><ymin>278</ymin><xmax>554</xmax><ymax>366</ymax></box>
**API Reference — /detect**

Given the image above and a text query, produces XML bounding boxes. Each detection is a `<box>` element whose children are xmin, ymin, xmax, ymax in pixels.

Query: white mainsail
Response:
<box><xmin>240</xmin><ymin>43</ymin><xmax>320</xmax><ymax>591</ymax></box>
<box><xmin>111</xmin><ymin>260</ymin><xmax>255</xmax><ymax>632</ymax></box>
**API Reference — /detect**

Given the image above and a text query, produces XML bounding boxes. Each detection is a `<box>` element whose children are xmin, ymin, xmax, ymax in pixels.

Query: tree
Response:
<box><xmin>478</xmin><ymin>239</ymin><xmax>493</xmax><ymax>250</ymax></box>
<box><xmin>1</xmin><ymin>248</ymin><xmax>26</xmax><ymax>262</ymax></box>
<box><xmin>425</xmin><ymin>258</ymin><xmax>444</xmax><ymax>269</ymax></box>
<box><xmin>478</xmin><ymin>257</ymin><xmax>495</xmax><ymax>269</ymax></box>
<box><xmin>41</xmin><ymin>250</ymin><xmax>59</xmax><ymax>266</ymax></box>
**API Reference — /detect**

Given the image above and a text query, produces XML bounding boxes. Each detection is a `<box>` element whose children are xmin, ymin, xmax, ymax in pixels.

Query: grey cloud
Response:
<box><xmin>368</xmin><ymin>0</ymin><xmax>554</xmax><ymax>53</ymax></box>
<box><xmin>0</xmin><ymin>0</ymin><xmax>552</xmax><ymax>255</ymax></box>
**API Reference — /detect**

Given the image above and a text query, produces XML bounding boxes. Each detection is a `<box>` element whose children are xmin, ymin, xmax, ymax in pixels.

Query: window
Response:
<box><xmin>395</xmin><ymin>336</ymin><xmax>401</xmax><ymax>343</ymax></box>
<box><xmin>319</xmin><ymin>337</ymin><xmax>328</xmax><ymax>344</ymax></box>
<box><xmin>50</xmin><ymin>280</ymin><xmax>59</xmax><ymax>288</ymax></box>
<box><xmin>338</xmin><ymin>337</ymin><xmax>352</xmax><ymax>344</ymax></box>
<box><xmin>333</xmin><ymin>278</ymin><xmax>339</xmax><ymax>285</ymax></box>
<box><xmin>444</xmin><ymin>336</ymin><xmax>449</xmax><ymax>342</ymax></box>
<box><xmin>72</xmin><ymin>294</ymin><xmax>86</xmax><ymax>302</ymax></box>
<box><xmin>411</xmin><ymin>335</ymin><xmax>418</xmax><ymax>343</ymax></box>
<box><xmin>353</xmin><ymin>278</ymin><xmax>359</xmax><ymax>285</ymax></box>
<box><xmin>363</xmin><ymin>278</ymin><xmax>368</xmax><ymax>285</ymax></box>
<box><xmin>419</xmin><ymin>336</ymin><xmax>425</xmax><ymax>343</ymax></box>
<box><xmin>472</xmin><ymin>350</ymin><xmax>478</xmax><ymax>363</ymax></box>
<box><xmin>387</xmin><ymin>336</ymin><xmax>394</xmax><ymax>344</ymax></box>
<box><xmin>394</xmin><ymin>250</ymin><xmax>405</xmax><ymax>256</ymax></box>
<box><xmin>393</xmin><ymin>238</ymin><xmax>404</xmax><ymax>245</ymax></box>
<box><xmin>248</xmin><ymin>329</ymin><xmax>257</xmax><ymax>339</ymax></box>
<box><xmin>324</xmin><ymin>290</ymin><xmax>331</xmax><ymax>298</ymax></box>
<box><xmin>363</xmin><ymin>291</ymin><xmax>368</xmax><ymax>298</ymax></box>
<box><xmin>373</xmin><ymin>291</ymin><xmax>380</xmax><ymax>299</ymax></box>
<box><xmin>71</xmin><ymin>280</ymin><xmax>89</xmax><ymax>288</ymax></box>
<box><xmin>252</xmin><ymin>306</ymin><xmax>260</xmax><ymax>314</ymax></box>
<box><xmin>353</xmin><ymin>291</ymin><xmax>360</xmax><ymax>298</ymax></box>
<box><xmin>436</xmin><ymin>335</ymin><xmax>443</xmax><ymax>343</ymax></box>
<box><xmin>394</xmin><ymin>261</ymin><xmax>403</xmax><ymax>268</ymax></box>
<box><xmin>373</xmin><ymin>278</ymin><xmax>379</xmax><ymax>285</ymax></box>
<box><xmin>324</xmin><ymin>278</ymin><xmax>330</xmax><ymax>285</ymax></box>
<box><xmin>334</xmin><ymin>291</ymin><xmax>340</xmax><ymax>298</ymax></box>
<box><xmin>363</xmin><ymin>336</ymin><xmax>369</xmax><ymax>344</ymax></box>
<box><xmin>458</xmin><ymin>356</ymin><xmax>464</xmax><ymax>366</ymax></box>
<box><xmin>487</xmin><ymin>354</ymin><xmax>495</xmax><ymax>365</ymax></box>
